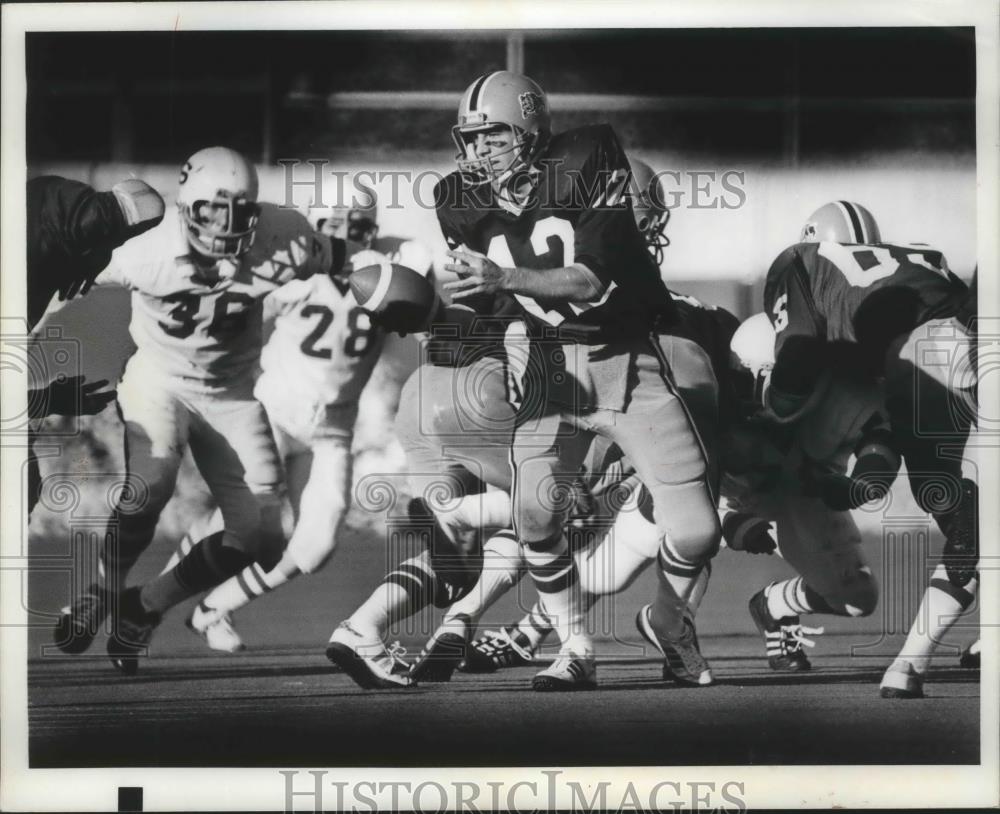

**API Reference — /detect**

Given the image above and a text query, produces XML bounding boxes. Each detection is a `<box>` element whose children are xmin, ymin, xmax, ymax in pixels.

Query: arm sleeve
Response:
<box><xmin>27</xmin><ymin>176</ymin><xmax>127</xmax><ymax>271</ymax></box>
<box><xmin>570</xmin><ymin>129</ymin><xmax>640</xmax><ymax>291</ymax></box>
<box><xmin>763</xmin><ymin>246</ymin><xmax>827</xmax><ymax>401</ymax></box>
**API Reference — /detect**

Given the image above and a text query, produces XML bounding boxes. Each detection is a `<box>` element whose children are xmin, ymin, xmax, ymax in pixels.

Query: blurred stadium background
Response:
<box><xmin>25</xmin><ymin>28</ymin><xmax>979</xmax><ymax>654</ymax></box>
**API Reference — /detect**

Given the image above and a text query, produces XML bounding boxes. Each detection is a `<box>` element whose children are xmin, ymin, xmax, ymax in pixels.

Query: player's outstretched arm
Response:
<box><xmin>28</xmin><ymin>375</ymin><xmax>117</xmax><ymax>419</ymax></box>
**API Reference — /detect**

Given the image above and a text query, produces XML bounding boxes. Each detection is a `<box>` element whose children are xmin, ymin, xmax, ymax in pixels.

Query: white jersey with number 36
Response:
<box><xmin>97</xmin><ymin>204</ymin><xmax>333</xmax><ymax>390</ymax></box>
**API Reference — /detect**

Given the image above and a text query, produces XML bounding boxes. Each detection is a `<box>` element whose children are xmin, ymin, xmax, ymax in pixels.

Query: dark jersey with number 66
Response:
<box><xmin>434</xmin><ymin>124</ymin><xmax>676</xmax><ymax>344</ymax></box>
<box><xmin>763</xmin><ymin>241</ymin><xmax>968</xmax><ymax>380</ymax></box>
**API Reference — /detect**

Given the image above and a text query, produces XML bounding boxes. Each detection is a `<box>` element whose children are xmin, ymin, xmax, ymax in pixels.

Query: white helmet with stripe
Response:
<box><xmin>800</xmin><ymin>201</ymin><xmax>881</xmax><ymax>244</ymax></box>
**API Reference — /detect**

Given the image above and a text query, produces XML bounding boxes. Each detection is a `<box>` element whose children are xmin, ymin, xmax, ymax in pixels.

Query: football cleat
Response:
<box><xmin>324</xmin><ymin>622</ymin><xmax>415</xmax><ymax>690</ymax></box>
<box><xmin>531</xmin><ymin>651</ymin><xmax>597</xmax><ymax>692</ymax></box>
<box><xmin>959</xmin><ymin>640</ymin><xmax>980</xmax><ymax>670</ymax></box>
<box><xmin>53</xmin><ymin>582</ymin><xmax>115</xmax><ymax>654</ymax></box>
<box><xmin>636</xmin><ymin>604</ymin><xmax>714</xmax><ymax>687</ymax></box>
<box><xmin>459</xmin><ymin>626</ymin><xmax>535</xmax><ymax>673</ymax></box>
<box><xmin>106</xmin><ymin>587</ymin><xmax>161</xmax><ymax>676</ymax></box>
<box><xmin>880</xmin><ymin>659</ymin><xmax>925</xmax><ymax>699</ymax></box>
<box><xmin>748</xmin><ymin>588</ymin><xmax>823</xmax><ymax>672</ymax></box>
<box><xmin>409</xmin><ymin>630</ymin><xmax>468</xmax><ymax>683</ymax></box>
<box><xmin>186</xmin><ymin>601</ymin><xmax>246</xmax><ymax>654</ymax></box>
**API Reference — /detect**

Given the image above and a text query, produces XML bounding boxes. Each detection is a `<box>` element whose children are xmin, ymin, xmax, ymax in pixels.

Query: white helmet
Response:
<box><xmin>731</xmin><ymin>312</ymin><xmax>775</xmax><ymax>377</ymax></box>
<box><xmin>177</xmin><ymin>146</ymin><xmax>260</xmax><ymax>259</ymax></box>
<box><xmin>800</xmin><ymin>201</ymin><xmax>881</xmax><ymax>244</ymax></box>
<box><xmin>307</xmin><ymin>175</ymin><xmax>378</xmax><ymax>246</ymax></box>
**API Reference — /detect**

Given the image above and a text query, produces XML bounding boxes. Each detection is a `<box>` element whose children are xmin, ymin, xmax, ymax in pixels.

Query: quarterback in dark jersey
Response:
<box><xmin>435</xmin><ymin>92</ymin><xmax>721</xmax><ymax>691</ymax></box>
<box><xmin>762</xmin><ymin>202</ymin><xmax>978</xmax><ymax>697</ymax></box>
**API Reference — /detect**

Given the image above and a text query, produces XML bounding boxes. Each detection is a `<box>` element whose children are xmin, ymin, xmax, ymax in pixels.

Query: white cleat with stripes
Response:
<box><xmin>531</xmin><ymin>650</ymin><xmax>597</xmax><ymax>692</ymax></box>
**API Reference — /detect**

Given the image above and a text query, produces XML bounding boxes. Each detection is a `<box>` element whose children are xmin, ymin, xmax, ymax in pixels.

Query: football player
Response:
<box><xmin>173</xmin><ymin>246</ymin><xmax>388</xmax><ymax>652</ymax></box>
<box><xmin>26</xmin><ymin>175</ymin><xmax>163</xmax><ymax>513</ymax></box>
<box><xmin>454</xmin><ymin>311</ymin><xmax>885</xmax><ymax>678</ymax></box>
<box><xmin>334</xmin><ymin>160</ymin><xmax>738</xmax><ymax>686</ymax></box>
<box><xmin>762</xmin><ymin>202</ymin><xmax>978</xmax><ymax>697</ymax></box>
<box><xmin>436</xmin><ymin>72</ymin><xmax>721</xmax><ymax>690</ymax></box>
<box><xmin>306</xmin><ymin>176</ymin><xmax>436</xmax><ymax>449</ymax></box>
<box><xmin>308</xmin><ymin>176</ymin><xmax>435</xmax><ymax>279</ymax></box>
<box><xmin>52</xmin><ymin>146</ymin><xmax>347</xmax><ymax>674</ymax></box>
<box><xmin>27</xmin><ymin>174</ymin><xmax>164</xmax><ymax>331</ymax></box>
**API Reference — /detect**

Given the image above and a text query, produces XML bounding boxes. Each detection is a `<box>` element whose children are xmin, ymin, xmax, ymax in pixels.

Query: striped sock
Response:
<box><xmin>516</xmin><ymin>603</ymin><xmax>554</xmax><ymax>650</ymax></box>
<box><xmin>348</xmin><ymin>550</ymin><xmax>439</xmax><ymax>638</ymax></box>
<box><xmin>766</xmin><ymin>577</ymin><xmax>814</xmax><ymax>619</ymax></box>
<box><xmin>140</xmin><ymin>533</ymin><xmax>253</xmax><ymax>615</ymax></box>
<box><xmin>161</xmin><ymin>508</ymin><xmax>225</xmax><ymax>576</ymax></box>
<box><xmin>199</xmin><ymin>551</ymin><xmax>300</xmax><ymax>616</ymax></box>
<box><xmin>524</xmin><ymin>533</ymin><xmax>588</xmax><ymax>653</ymax></box>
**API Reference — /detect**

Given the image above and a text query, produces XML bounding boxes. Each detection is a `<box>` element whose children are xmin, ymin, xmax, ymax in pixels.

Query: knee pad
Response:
<box><xmin>660</xmin><ymin>523</ymin><xmax>721</xmax><ymax>567</ymax></box>
<box><xmin>839</xmin><ymin>568</ymin><xmax>879</xmax><ymax>617</ymax></box>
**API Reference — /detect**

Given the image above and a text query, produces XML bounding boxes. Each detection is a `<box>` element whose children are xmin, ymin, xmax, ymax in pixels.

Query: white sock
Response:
<box><xmin>897</xmin><ymin>565</ymin><xmax>978</xmax><ymax>674</ymax></box>
<box><xmin>440</xmin><ymin>530</ymin><xmax>522</xmax><ymax>633</ymax></box>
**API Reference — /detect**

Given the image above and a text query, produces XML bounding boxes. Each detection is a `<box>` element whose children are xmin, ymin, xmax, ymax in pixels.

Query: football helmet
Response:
<box><xmin>308</xmin><ymin>175</ymin><xmax>378</xmax><ymax>246</ymax></box>
<box><xmin>731</xmin><ymin>312</ymin><xmax>776</xmax><ymax>414</ymax></box>
<box><xmin>629</xmin><ymin>158</ymin><xmax>670</xmax><ymax>265</ymax></box>
<box><xmin>452</xmin><ymin>71</ymin><xmax>551</xmax><ymax>188</ymax></box>
<box><xmin>731</xmin><ymin>312</ymin><xmax>776</xmax><ymax>378</ymax></box>
<box><xmin>800</xmin><ymin>201</ymin><xmax>881</xmax><ymax>244</ymax></box>
<box><xmin>177</xmin><ymin>146</ymin><xmax>260</xmax><ymax>260</ymax></box>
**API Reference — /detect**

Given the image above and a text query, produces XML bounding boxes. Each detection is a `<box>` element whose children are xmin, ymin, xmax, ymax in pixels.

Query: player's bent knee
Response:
<box><xmin>842</xmin><ymin>571</ymin><xmax>879</xmax><ymax>617</ymax></box>
<box><xmin>664</xmin><ymin>526</ymin><xmax>721</xmax><ymax>565</ymax></box>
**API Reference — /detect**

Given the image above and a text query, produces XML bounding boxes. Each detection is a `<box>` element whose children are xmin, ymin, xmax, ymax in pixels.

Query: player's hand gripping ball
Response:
<box><xmin>349</xmin><ymin>261</ymin><xmax>438</xmax><ymax>334</ymax></box>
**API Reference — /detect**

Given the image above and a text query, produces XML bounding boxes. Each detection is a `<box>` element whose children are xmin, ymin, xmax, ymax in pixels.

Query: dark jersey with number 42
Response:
<box><xmin>434</xmin><ymin>124</ymin><xmax>675</xmax><ymax>344</ymax></box>
<box><xmin>764</xmin><ymin>241</ymin><xmax>968</xmax><ymax>376</ymax></box>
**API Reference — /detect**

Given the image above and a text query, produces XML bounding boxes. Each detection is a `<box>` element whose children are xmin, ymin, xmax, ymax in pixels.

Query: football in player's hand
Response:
<box><xmin>349</xmin><ymin>262</ymin><xmax>437</xmax><ymax>334</ymax></box>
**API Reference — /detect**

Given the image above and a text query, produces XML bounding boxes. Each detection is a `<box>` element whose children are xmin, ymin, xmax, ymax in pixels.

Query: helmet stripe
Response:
<box><xmin>837</xmin><ymin>200</ymin><xmax>865</xmax><ymax>243</ymax></box>
<box><xmin>468</xmin><ymin>72</ymin><xmax>494</xmax><ymax>113</ymax></box>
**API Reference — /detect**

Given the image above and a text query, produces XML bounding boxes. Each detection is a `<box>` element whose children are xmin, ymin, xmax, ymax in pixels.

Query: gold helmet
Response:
<box><xmin>452</xmin><ymin>71</ymin><xmax>551</xmax><ymax>188</ymax></box>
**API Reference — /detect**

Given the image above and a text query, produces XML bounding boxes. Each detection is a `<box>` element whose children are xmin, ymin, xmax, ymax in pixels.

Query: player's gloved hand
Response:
<box><xmin>111</xmin><ymin>179</ymin><xmax>166</xmax><ymax>239</ymax></box>
<box><xmin>722</xmin><ymin>511</ymin><xmax>776</xmax><ymax>555</ymax></box>
<box><xmin>30</xmin><ymin>375</ymin><xmax>117</xmax><ymax>419</ymax></box>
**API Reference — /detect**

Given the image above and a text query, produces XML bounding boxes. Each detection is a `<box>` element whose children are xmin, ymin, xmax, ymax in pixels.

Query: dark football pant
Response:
<box><xmin>883</xmin><ymin>318</ymin><xmax>978</xmax><ymax>586</ymax></box>
<box><xmin>510</xmin><ymin>337</ymin><xmax>721</xmax><ymax>567</ymax></box>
